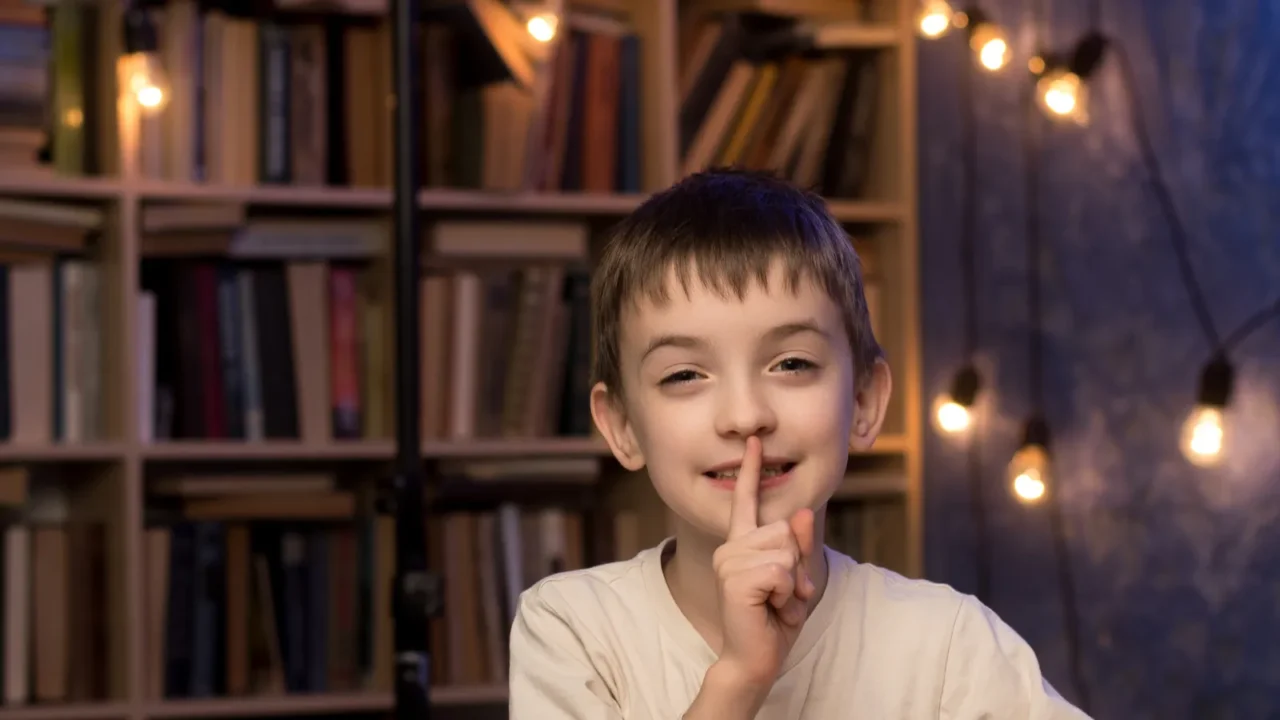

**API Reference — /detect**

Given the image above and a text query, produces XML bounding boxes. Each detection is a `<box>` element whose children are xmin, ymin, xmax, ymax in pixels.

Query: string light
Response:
<box><xmin>917</xmin><ymin>0</ymin><xmax>955</xmax><ymax>38</ymax></box>
<box><xmin>1008</xmin><ymin>417</ymin><xmax>1051</xmax><ymax>504</ymax></box>
<box><xmin>1031</xmin><ymin>32</ymin><xmax>1108</xmax><ymax>124</ymax></box>
<box><xmin>954</xmin><ymin>9</ymin><xmax>1010</xmax><ymax>71</ymax></box>
<box><xmin>526</xmin><ymin>11</ymin><xmax>558</xmax><ymax>42</ymax></box>
<box><xmin>933</xmin><ymin>365</ymin><xmax>981</xmax><ymax>434</ymax></box>
<box><xmin>917</xmin><ymin>3</ymin><xmax>1009</xmax><ymax>71</ymax></box>
<box><xmin>1179</xmin><ymin>356</ymin><xmax>1233</xmax><ymax>467</ymax></box>
<box><xmin>1037</xmin><ymin>69</ymin><xmax>1085</xmax><ymax>120</ymax></box>
<box><xmin>121</xmin><ymin>1</ymin><xmax>168</xmax><ymax>114</ymax></box>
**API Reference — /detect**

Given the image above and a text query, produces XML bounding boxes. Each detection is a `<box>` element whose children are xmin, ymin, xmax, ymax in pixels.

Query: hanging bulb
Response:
<box><xmin>1008</xmin><ymin>417</ymin><xmax>1050</xmax><ymax>504</ymax></box>
<box><xmin>967</xmin><ymin>17</ymin><xmax>1009</xmax><ymax>71</ymax></box>
<box><xmin>932</xmin><ymin>365</ymin><xmax>981</xmax><ymax>435</ymax></box>
<box><xmin>526</xmin><ymin>11</ymin><xmax>558</xmax><ymax>42</ymax></box>
<box><xmin>1038</xmin><ymin>69</ymin><xmax>1080</xmax><ymax>115</ymax></box>
<box><xmin>1036</xmin><ymin>68</ymin><xmax>1088</xmax><ymax>123</ymax></box>
<box><xmin>121</xmin><ymin>2</ymin><xmax>168</xmax><ymax>114</ymax></box>
<box><xmin>917</xmin><ymin>0</ymin><xmax>955</xmax><ymax>38</ymax></box>
<box><xmin>1180</xmin><ymin>356</ymin><xmax>1233</xmax><ymax>467</ymax></box>
<box><xmin>123</xmin><ymin>52</ymin><xmax>170</xmax><ymax>113</ymax></box>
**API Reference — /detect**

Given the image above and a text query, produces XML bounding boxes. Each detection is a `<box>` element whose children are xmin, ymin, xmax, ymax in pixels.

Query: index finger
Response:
<box><xmin>728</xmin><ymin>435</ymin><xmax>763</xmax><ymax>539</ymax></box>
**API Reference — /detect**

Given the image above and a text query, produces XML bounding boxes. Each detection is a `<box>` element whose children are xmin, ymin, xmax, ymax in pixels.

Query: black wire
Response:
<box><xmin>960</xmin><ymin>33</ymin><xmax>979</xmax><ymax>363</ymax></box>
<box><xmin>957</xmin><ymin>22</ymin><xmax>990</xmax><ymax>606</ymax></box>
<box><xmin>966</xmin><ymin>424</ymin><xmax>990</xmax><ymax>603</ymax></box>
<box><xmin>1110</xmin><ymin>40</ymin><xmax>1223</xmax><ymax>351</ymax></box>
<box><xmin>1023</xmin><ymin>84</ymin><xmax>1045</xmax><ymax>414</ymax></box>
<box><xmin>1047</xmin><ymin>482</ymin><xmax>1093</xmax><ymax>713</ymax></box>
<box><xmin>1222</xmin><ymin>296</ymin><xmax>1280</xmax><ymax>353</ymax></box>
<box><xmin>1024</xmin><ymin>71</ymin><xmax>1092</xmax><ymax>717</ymax></box>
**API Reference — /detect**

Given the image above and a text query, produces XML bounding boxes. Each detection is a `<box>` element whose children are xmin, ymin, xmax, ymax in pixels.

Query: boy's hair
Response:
<box><xmin>590</xmin><ymin>168</ymin><xmax>883</xmax><ymax>400</ymax></box>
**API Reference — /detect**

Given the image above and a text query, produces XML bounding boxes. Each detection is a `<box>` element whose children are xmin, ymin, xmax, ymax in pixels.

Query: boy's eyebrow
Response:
<box><xmin>639</xmin><ymin>320</ymin><xmax>831</xmax><ymax>362</ymax></box>
<box><xmin>764</xmin><ymin>320</ymin><xmax>831</xmax><ymax>344</ymax></box>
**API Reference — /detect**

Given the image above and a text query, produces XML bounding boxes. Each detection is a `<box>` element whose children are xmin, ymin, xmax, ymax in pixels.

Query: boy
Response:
<box><xmin>508</xmin><ymin>169</ymin><xmax>1089</xmax><ymax>719</ymax></box>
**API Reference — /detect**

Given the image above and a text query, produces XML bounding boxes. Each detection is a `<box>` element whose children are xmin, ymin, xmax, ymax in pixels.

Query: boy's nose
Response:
<box><xmin>713</xmin><ymin>384</ymin><xmax>777</xmax><ymax>439</ymax></box>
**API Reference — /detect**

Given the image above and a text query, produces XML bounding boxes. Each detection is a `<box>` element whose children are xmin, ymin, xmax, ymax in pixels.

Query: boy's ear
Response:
<box><xmin>849</xmin><ymin>358</ymin><xmax>892</xmax><ymax>453</ymax></box>
<box><xmin>590</xmin><ymin>382</ymin><xmax>646</xmax><ymax>470</ymax></box>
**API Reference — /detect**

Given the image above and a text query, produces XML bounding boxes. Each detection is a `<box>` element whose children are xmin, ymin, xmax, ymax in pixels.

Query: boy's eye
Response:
<box><xmin>773</xmin><ymin>357</ymin><xmax>816</xmax><ymax>373</ymax></box>
<box><xmin>659</xmin><ymin>369</ymin><xmax>701</xmax><ymax>385</ymax></box>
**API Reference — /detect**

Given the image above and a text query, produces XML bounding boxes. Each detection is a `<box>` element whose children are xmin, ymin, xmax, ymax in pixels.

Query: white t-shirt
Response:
<box><xmin>509</xmin><ymin>537</ymin><xmax>1091</xmax><ymax>719</ymax></box>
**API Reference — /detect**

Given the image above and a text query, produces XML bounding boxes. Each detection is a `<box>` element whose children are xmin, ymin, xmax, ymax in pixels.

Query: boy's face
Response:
<box><xmin>591</xmin><ymin>258</ymin><xmax>889</xmax><ymax>540</ymax></box>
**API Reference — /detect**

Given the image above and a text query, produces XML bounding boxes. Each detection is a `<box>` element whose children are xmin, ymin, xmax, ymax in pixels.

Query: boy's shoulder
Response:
<box><xmin>516</xmin><ymin>543</ymin><xmax>662</xmax><ymax>628</ymax></box>
<box><xmin>826</xmin><ymin>549</ymin><xmax>973</xmax><ymax>633</ymax></box>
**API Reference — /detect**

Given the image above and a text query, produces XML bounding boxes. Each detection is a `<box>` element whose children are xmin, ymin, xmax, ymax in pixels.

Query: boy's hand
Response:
<box><xmin>711</xmin><ymin>435</ymin><xmax>817</xmax><ymax>688</ymax></box>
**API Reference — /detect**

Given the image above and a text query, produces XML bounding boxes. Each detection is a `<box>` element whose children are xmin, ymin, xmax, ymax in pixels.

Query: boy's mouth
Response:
<box><xmin>703</xmin><ymin>459</ymin><xmax>798</xmax><ymax>488</ymax></box>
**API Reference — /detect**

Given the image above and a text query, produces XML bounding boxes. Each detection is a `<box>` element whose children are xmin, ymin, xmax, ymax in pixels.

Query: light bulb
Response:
<box><xmin>123</xmin><ymin>52</ymin><xmax>169</xmax><ymax>114</ymax></box>
<box><xmin>526</xmin><ymin>12</ymin><xmax>557</xmax><ymax>42</ymax></box>
<box><xmin>1180</xmin><ymin>406</ymin><xmax>1225</xmax><ymax>466</ymax></box>
<box><xmin>932</xmin><ymin>365</ymin><xmax>980</xmax><ymax>435</ymax></box>
<box><xmin>934</xmin><ymin>398</ymin><xmax>971</xmax><ymax>433</ymax></box>
<box><xmin>1008</xmin><ymin>442</ymin><xmax>1049</xmax><ymax>504</ymax></box>
<box><xmin>1037</xmin><ymin>69</ymin><xmax>1087</xmax><ymax>122</ymax></box>
<box><xmin>970</xmin><ymin>23</ymin><xmax>1009</xmax><ymax>71</ymax></box>
<box><xmin>917</xmin><ymin>0</ymin><xmax>954</xmax><ymax>38</ymax></box>
<box><xmin>1180</xmin><ymin>356</ymin><xmax>1234</xmax><ymax>468</ymax></box>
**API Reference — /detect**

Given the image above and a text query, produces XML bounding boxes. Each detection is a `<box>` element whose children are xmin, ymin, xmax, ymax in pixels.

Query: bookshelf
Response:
<box><xmin>0</xmin><ymin>0</ymin><xmax>920</xmax><ymax>717</ymax></box>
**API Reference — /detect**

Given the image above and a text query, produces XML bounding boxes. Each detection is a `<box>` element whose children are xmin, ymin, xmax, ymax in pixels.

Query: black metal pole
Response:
<box><xmin>388</xmin><ymin>0</ymin><xmax>438</xmax><ymax>717</ymax></box>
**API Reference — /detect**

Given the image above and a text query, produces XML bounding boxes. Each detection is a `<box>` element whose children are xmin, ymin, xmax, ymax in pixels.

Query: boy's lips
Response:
<box><xmin>702</xmin><ymin>458</ymin><xmax>798</xmax><ymax>491</ymax></box>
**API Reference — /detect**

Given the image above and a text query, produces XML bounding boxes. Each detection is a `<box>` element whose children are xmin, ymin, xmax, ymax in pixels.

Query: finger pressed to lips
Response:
<box><xmin>727</xmin><ymin>435</ymin><xmax>764</xmax><ymax>539</ymax></box>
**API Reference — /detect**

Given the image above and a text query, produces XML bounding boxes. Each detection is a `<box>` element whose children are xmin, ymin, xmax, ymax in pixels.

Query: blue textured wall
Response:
<box><xmin>918</xmin><ymin>1</ymin><xmax>1280</xmax><ymax>718</ymax></box>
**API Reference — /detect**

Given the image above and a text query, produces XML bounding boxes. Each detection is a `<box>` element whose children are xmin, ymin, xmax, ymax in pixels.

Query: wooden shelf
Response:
<box><xmin>140</xmin><ymin>440</ymin><xmax>396</xmax><ymax>462</ymax></box>
<box><xmin>0</xmin><ymin>172</ymin><xmax>123</xmax><ymax>200</ymax></box>
<box><xmin>0</xmin><ymin>702</ymin><xmax>131</xmax><ymax>720</ymax></box>
<box><xmin>137</xmin><ymin>181</ymin><xmax>392</xmax><ymax>209</ymax></box>
<box><xmin>0</xmin><ymin>173</ymin><xmax>907</xmax><ymax>225</ymax></box>
<box><xmin>135</xmin><ymin>181</ymin><xmax>649</xmax><ymax>216</ymax></box>
<box><xmin>144</xmin><ymin>686</ymin><xmax>505</xmax><ymax>718</ymax></box>
<box><xmin>0</xmin><ymin>443</ymin><xmax>127</xmax><ymax>462</ymax></box>
<box><xmin>421</xmin><ymin>436</ymin><xmax>609</xmax><ymax>459</ymax></box>
<box><xmin>139</xmin><ymin>437</ymin><xmax>610</xmax><ymax>462</ymax></box>
<box><xmin>864</xmin><ymin>433</ymin><xmax>908</xmax><ymax>455</ymax></box>
<box><xmin>418</xmin><ymin>188</ymin><xmax>646</xmax><ymax>215</ymax></box>
<box><xmin>835</xmin><ymin>473</ymin><xmax>908</xmax><ymax>499</ymax></box>
<box><xmin>826</xmin><ymin>199</ymin><xmax>904</xmax><ymax>223</ymax></box>
<box><xmin>808</xmin><ymin>23</ymin><xmax>902</xmax><ymax>49</ymax></box>
<box><xmin>146</xmin><ymin>693</ymin><xmax>391</xmax><ymax>718</ymax></box>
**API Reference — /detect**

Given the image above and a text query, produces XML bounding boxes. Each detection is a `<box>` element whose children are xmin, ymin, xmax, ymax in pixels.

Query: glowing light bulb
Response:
<box><xmin>932</xmin><ymin>366</ymin><xmax>980</xmax><ymax>436</ymax></box>
<box><xmin>970</xmin><ymin>24</ymin><xmax>1009</xmax><ymax>71</ymax></box>
<box><xmin>1180</xmin><ymin>357</ymin><xmax>1234</xmax><ymax>468</ymax></box>
<box><xmin>934</xmin><ymin>398</ymin><xmax>971</xmax><ymax>433</ymax></box>
<box><xmin>526</xmin><ymin>12</ymin><xmax>557</xmax><ymax>42</ymax></box>
<box><xmin>1037</xmin><ymin>69</ymin><xmax>1087</xmax><ymax>122</ymax></box>
<box><xmin>123</xmin><ymin>52</ymin><xmax>170</xmax><ymax>114</ymax></box>
<box><xmin>1007</xmin><ymin>442</ymin><xmax>1050</xmax><ymax>504</ymax></box>
<box><xmin>1180</xmin><ymin>405</ymin><xmax>1225</xmax><ymax>467</ymax></box>
<box><xmin>917</xmin><ymin>0</ymin><xmax>954</xmax><ymax>38</ymax></box>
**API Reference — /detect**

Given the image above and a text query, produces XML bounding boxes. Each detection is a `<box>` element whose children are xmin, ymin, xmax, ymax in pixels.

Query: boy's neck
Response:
<box><xmin>661</xmin><ymin>510</ymin><xmax>831</xmax><ymax>655</ymax></box>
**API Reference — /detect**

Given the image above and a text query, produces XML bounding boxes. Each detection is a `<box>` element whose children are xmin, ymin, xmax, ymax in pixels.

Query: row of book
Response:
<box><xmin>144</xmin><ymin>473</ymin><xmax>395</xmax><ymax>698</ymax></box>
<box><xmin>679</xmin><ymin>12</ymin><xmax>880</xmax><ymax>198</ymax></box>
<box><xmin>0</xmin><ymin>0</ymin><xmax>118</xmax><ymax>178</ymax></box>
<box><xmin>136</xmin><ymin>2</ymin><xmax>644</xmax><ymax>194</ymax></box>
<box><xmin>136</xmin><ymin>254</ymin><xmax>595</xmax><ymax>443</ymax></box>
<box><xmin>140</xmin><ymin>256</ymin><xmax>380</xmax><ymax>443</ymax></box>
<box><xmin>0</xmin><ymin>465</ymin><xmax>109</xmax><ymax>706</ymax></box>
<box><xmin>0</xmin><ymin>257</ymin><xmax>105</xmax><ymax>444</ymax></box>
<box><xmin>143</xmin><ymin>466</ymin><xmax>638</xmax><ymax>695</ymax></box>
